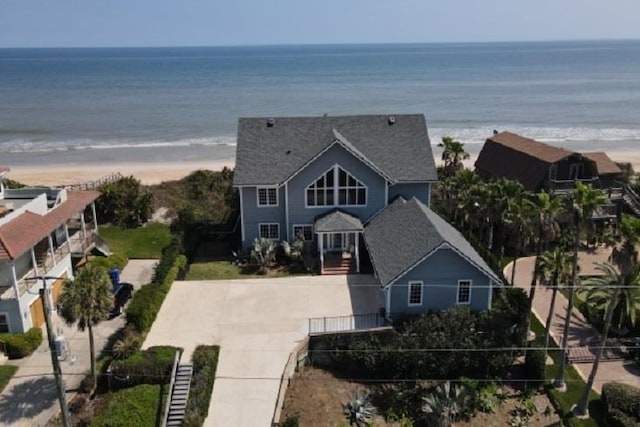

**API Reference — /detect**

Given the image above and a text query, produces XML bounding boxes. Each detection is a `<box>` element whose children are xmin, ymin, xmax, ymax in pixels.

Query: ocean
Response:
<box><xmin>1</xmin><ymin>40</ymin><xmax>640</xmax><ymax>166</ymax></box>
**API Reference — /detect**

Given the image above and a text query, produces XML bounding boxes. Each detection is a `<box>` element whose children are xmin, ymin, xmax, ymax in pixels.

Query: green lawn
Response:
<box><xmin>91</xmin><ymin>384</ymin><xmax>166</xmax><ymax>427</ymax></box>
<box><xmin>100</xmin><ymin>223</ymin><xmax>172</xmax><ymax>259</ymax></box>
<box><xmin>0</xmin><ymin>365</ymin><xmax>17</xmax><ymax>392</ymax></box>
<box><xmin>185</xmin><ymin>259</ymin><xmax>312</xmax><ymax>280</ymax></box>
<box><xmin>529</xmin><ymin>315</ymin><xmax>604</xmax><ymax>427</ymax></box>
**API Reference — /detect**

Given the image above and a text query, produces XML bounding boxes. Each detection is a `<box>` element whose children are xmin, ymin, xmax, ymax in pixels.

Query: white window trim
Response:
<box><xmin>256</xmin><ymin>186</ymin><xmax>279</xmax><ymax>207</ymax></box>
<box><xmin>304</xmin><ymin>163</ymin><xmax>368</xmax><ymax>209</ymax></box>
<box><xmin>258</xmin><ymin>223</ymin><xmax>280</xmax><ymax>241</ymax></box>
<box><xmin>292</xmin><ymin>224</ymin><xmax>314</xmax><ymax>241</ymax></box>
<box><xmin>407</xmin><ymin>281</ymin><xmax>423</xmax><ymax>306</ymax></box>
<box><xmin>457</xmin><ymin>279</ymin><xmax>472</xmax><ymax>305</ymax></box>
<box><xmin>0</xmin><ymin>311</ymin><xmax>10</xmax><ymax>333</ymax></box>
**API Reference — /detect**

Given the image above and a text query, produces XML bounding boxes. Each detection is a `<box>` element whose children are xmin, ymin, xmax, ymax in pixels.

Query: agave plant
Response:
<box><xmin>422</xmin><ymin>381</ymin><xmax>470</xmax><ymax>427</ymax></box>
<box><xmin>250</xmin><ymin>237</ymin><xmax>275</xmax><ymax>272</ymax></box>
<box><xmin>342</xmin><ymin>390</ymin><xmax>377</xmax><ymax>426</ymax></box>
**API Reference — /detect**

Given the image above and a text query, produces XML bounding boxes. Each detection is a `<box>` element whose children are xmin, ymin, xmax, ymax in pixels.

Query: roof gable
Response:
<box><xmin>582</xmin><ymin>152</ymin><xmax>622</xmax><ymax>175</ymax></box>
<box><xmin>0</xmin><ymin>190</ymin><xmax>99</xmax><ymax>260</ymax></box>
<box><xmin>363</xmin><ymin>197</ymin><xmax>500</xmax><ymax>288</ymax></box>
<box><xmin>233</xmin><ymin>114</ymin><xmax>437</xmax><ymax>186</ymax></box>
<box><xmin>315</xmin><ymin>209</ymin><xmax>364</xmax><ymax>233</ymax></box>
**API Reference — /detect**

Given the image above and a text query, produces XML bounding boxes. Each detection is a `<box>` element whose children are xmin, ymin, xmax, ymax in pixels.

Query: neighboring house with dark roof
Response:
<box><xmin>234</xmin><ymin>114</ymin><xmax>501</xmax><ymax>315</ymax></box>
<box><xmin>475</xmin><ymin>131</ymin><xmax>622</xmax><ymax>193</ymax></box>
<box><xmin>0</xmin><ymin>168</ymin><xmax>100</xmax><ymax>333</ymax></box>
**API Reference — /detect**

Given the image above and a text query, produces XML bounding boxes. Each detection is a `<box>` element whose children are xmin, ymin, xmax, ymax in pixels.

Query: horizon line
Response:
<box><xmin>1</xmin><ymin>37</ymin><xmax>639</xmax><ymax>50</ymax></box>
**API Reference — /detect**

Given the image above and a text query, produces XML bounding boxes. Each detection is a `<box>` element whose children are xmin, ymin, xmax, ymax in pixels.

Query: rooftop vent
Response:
<box><xmin>267</xmin><ymin>118</ymin><xmax>275</xmax><ymax>127</ymax></box>
<box><xmin>388</xmin><ymin>116</ymin><xmax>396</xmax><ymax>125</ymax></box>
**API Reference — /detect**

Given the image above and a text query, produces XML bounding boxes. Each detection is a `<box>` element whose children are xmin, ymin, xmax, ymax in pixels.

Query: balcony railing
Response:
<box><xmin>549</xmin><ymin>177</ymin><xmax>600</xmax><ymax>194</ymax></box>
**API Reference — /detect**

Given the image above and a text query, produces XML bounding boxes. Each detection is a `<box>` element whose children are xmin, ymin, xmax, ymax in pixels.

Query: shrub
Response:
<box><xmin>96</xmin><ymin>176</ymin><xmax>153</xmax><ymax>228</ymax></box>
<box><xmin>109</xmin><ymin>346</ymin><xmax>180</xmax><ymax>390</ymax></box>
<box><xmin>524</xmin><ymin>348</ymin><xmax>546</xmax><ymax>386</ymax></box>
<box><xmin>89</xmin><ymin>252</ymin><xmax>129</xmax><ymax>271</ymax></box>
<box><xmin>602</xmin><ymin>382</ymin><xmax>640</xmax><ymax>427</ymax></box>
<box><xmin>184</xmin><ymin>345</ymin><xmax>220</xmax><ymax>427</ymax></box>
<box><xmin>91</xmin><ymin>384</ymin><xmax>163</xmax><ymax>427</ymax></box>
<box><xmin>0</xmin><ymin>328</ymin><xmax>43</xmax><ymax>359</ymax></box>
<box><xmin>0</xmin><ymin>365</ymin><xmax>18</xmax><ymax>392</ymax></box>
<box><xmin>126</xmin><ymin>253</ymin><xmax>186</xmax><ymax>333</ymax></box>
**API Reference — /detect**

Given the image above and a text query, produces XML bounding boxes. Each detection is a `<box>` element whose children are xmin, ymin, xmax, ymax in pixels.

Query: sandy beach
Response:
<box><xmin>4</xmin><ymin>147</ymin><xmax>640</xmax><ymax>188</ymax></box>
<box><xmin>5</xmin><ymin>159</ymin><xmax>235</xmax><ymax>187</ymax></box>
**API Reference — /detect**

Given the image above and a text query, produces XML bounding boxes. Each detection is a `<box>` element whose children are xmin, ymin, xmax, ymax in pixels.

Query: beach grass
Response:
<box><xmin>100</xmin><ymin>223</ymin><xmax>172</xmax><ymax>259</ymax></box>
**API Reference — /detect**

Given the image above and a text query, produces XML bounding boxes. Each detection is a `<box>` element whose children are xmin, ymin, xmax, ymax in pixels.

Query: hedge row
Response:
<box><xmin>91</xmin><ymin>384</ymin><xmax>164</xmax><ymax>427</ymax></box>
<box><xmin>602</xmin><ymin>382</ymin><xmax>640</xmax><ymax>427</ymax></box>
<box><xmin>125</xmin><ymin>253</ymin><xmax>186</xmax><ymax>333</ymax></box>
<box><xmin>109</xmin><ymin>346</ymin><xmax>180</xmax><ymax>391</ymax></box>
<box><xmin>184</xmin><ymin>345</ymin><xmax>220</xmax><ymax>427</ymax></box>
<box><xmin>0</xmin><ymin>328</ymin><xmax>43</xmax><ymax>359</ymax></box>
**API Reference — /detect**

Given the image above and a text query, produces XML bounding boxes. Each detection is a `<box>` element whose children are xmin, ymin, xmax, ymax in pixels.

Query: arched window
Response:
<box><xmin>306</xmin><ymin>165</ymin><xmax>366</xmax><ymax>207</ymax></box>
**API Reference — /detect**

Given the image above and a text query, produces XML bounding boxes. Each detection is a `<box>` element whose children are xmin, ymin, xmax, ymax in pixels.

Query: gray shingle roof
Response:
<box><xmin>233</xmin><ymin>114</ymin><xmax>437</xmax><ymax>186</ymax></box>
<box><xmin>315</xmin><ymin>210</ymin><xmax>364</xmax><ymax>233</ymax></box>
<box><xmin>363</xmin><ymin>197</ymin><xmax>501</xmax><ymax>288</ymax></box>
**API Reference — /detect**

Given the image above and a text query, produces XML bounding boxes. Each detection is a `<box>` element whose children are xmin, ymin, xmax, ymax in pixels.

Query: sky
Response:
<box><xmin>1</xmin><ymin>0</ymin><xmax>639</xmax><ymax>48</ymax></box>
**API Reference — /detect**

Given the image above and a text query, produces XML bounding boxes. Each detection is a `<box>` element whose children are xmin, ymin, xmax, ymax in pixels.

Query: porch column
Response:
<box><xmin>318</xmin><ymin>233</ymin><xmax>324</xmax><ymax>274</ymax></box>
<box><xmin>80</xmin><ymin>211</ymin><xmax>87</xmax><ymax>242</ymax></box>
<box><xmin>9</xmin><ymin>262</ymin><xmax>20</xmax><ymax>298</ymax></box>
<box><xmin>48</xmin><ymin>235</ymin><xmax>57</xmax><ymax>267</ymax></box>
<box><xmin>64</xmin><ymin>224</ymin><xmax>71</xmax><ymax>254</ymax></box>
<box><xmin>91</xmin><ymin>203</ymin><xmax>99</xmax><ymax>234</ymax></box>
<box><xmin>355</xmin><ymin>232</ymin><xmax>360</xmax><ymax>273</ymax></box>
<box><xmin>30</xmin><ymin>248</ymin><xmax>39</xmax><ymax>277</ymax></box>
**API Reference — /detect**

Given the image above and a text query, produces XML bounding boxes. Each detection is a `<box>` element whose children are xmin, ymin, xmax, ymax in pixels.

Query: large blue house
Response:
<box><xmin>233</xmin><ymin>114</ymin><xmax>501</xmax><ymax>316</ymax></box>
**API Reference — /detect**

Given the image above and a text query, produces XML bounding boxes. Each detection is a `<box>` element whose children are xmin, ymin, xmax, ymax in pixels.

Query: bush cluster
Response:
<box><xmin>183</xmin><ymin>345</ymin><xmax>220</xmax><ymax>427</ymax></box>
<box><xmin>109</xmin><ymin>346</ymin><xmax>180</xmax><ymax>391</ymax></box>
<box><xmin>524</xmin><ymin>348</ymin><xmax>546</xmax><ymax>386</ymax></box>
<box><xmin>89</xmin><ymin>252</ymin><xmax>129</xmax><ymax>271</ymax></box>
<box><xmin>321</xmin><ymin>290</ymin><xmax>528</xmax><ymax>382</ymax></box>
<box><xmin>126</xmin><ymin>250</ymin><xmax>186</xmax><ymax>333</ymax></box>
<box><xmin>0</xmin><ymin>328</ymin><xmax>43</xmax><ymax>359</ymax></box>
<box><xmin>602</xmin><ymin>382</ymin><xmax>640</xmax><ymax>427</ymax></box>
<box><xmin>96</xmin><ymin>176</ymin><xmax>153</xmax><ymax>228</ymax></box>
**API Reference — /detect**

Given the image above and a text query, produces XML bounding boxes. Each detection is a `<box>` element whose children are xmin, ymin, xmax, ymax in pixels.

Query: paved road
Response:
<box><xmin>0</xmin><ymin>259</ymin><xmax>157</xmax><ymax>427</ymax></box>
<box><xmin>143</xmin><ymin>274</ymin><xmax>383</xmax><ymax>427</ymax></box>
<box><xmin>505</xmin><ymin>248</ymin><xmax>640</xmax><ymax>394</ymax></box>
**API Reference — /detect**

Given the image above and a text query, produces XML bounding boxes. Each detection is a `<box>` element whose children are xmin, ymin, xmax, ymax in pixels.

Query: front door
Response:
<box><xmin>324</xmin><ymin>233</ymin><xmax>346</xmax><ymax>252</ymax></box>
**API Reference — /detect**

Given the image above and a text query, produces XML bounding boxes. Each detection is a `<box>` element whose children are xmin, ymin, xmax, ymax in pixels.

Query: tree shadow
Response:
<box><xmin>0</xmin><ymin>376</ymin><xmax>59</xmax><ymax>423</ymax></box>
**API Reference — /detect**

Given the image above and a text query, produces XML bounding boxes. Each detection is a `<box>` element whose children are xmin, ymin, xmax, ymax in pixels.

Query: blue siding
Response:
<box><xmin>388</xmin><ymin>183</ymin><xmax>431</xmax><ymax>206</ymax></box>
<box><xmin>389</xmin><ymin>248</ymin><xmax>492</xmax><ymax>316</ymax></box>
<box><xmin>287</xmin><ymin>143</ymin><xmax>387</xmax><ymax>236</ymax></box>
<box><xmin>241</xmin><ymin>186</ymin><xmax>286</xmax><ymax>249</ymax></box>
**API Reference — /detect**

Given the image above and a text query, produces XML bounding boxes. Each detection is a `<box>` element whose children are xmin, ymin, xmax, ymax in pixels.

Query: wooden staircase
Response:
<box><xmin>165</xmin><ymin>364</ymin><xmax>194</xmax><ymax>426</ymax></box>
<box><xmin>322</xmin><ymin>253</ymin><xmax>353</xmax><ymax>275</ymax></box>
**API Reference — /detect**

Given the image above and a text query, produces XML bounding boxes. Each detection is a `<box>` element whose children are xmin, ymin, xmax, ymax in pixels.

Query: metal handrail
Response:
<box><xmin>162</xmin><ymin>350</ymin><xmax>181</xmax><ymax>427</ymax></box>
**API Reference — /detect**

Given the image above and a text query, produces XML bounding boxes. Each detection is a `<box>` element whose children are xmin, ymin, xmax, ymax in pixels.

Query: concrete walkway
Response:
<box><xmin>0</xmin><ymin>259</ymin><xmax>157</xmax><ymax>427</ymax></box>
<box><xmin>143</xmin><ymin>274</ymin><xmax>383</xmax><ymax>427</ymax></box>
<box><xmin>505</xmin><ymin>248</ymin><xmax>640</xmax><ymax>394</ymax></box>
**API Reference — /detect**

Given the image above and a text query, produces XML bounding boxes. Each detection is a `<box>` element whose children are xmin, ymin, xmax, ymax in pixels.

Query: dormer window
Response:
<box><xmin>257</xmin><ymin>187</ymin><xmax>278</xmax><ymax>207</ymax></box>
<box><xmin>306</xmin><ymin>165</ymin><xmax>367</xmax><ymax>207</ymax></box>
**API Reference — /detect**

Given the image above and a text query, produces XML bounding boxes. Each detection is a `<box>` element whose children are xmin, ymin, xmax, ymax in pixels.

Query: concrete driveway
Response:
<box><xmin>143</xmin><ymin>274</ymin><xmax>382</xmax><ymax>427</ymax></box>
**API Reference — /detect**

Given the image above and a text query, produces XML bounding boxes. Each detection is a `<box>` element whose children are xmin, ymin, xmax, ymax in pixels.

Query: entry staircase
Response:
<box><xmin>322</xmin><ymin>252</ymin><xmax>353</xmax><ymax>275</ymax></box>
<box><xmin>165</xmin><ymin>363</ymin><xmax>194</xmax><ymax>427</ymax></box>
<box><xmin>622</xmin><ymin>185</ymin><xmax>640</xmax><ymax>216</ymax></box>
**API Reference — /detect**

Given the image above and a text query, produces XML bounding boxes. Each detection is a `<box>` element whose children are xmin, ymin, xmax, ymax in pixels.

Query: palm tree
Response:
<box><xmin>58</xmin><ymin>264</ymin><xmax>113</xmax><ymax>387</ymax></box>
<box><xmin>489</xmin><ymin>178</ymin><xmax>524</xmax><ymax>267</ymax></box>
<box><xmin>555</xmin><ymin>182</ymin><xmax>607</xmax><ymax>389</ymax></box>
<box><xmin>574</xmin><ymin>262</ymin><xmax>640</xmax><ymax>415</ymax></box>
<box><xmin>538</xmin><ymin>247</ymin><xmax>572</xmax><ymax>361</ymax></box>
<box><xmin>438</xmin><ymin>136</ymin><xmax>470</xmax><ymax>178</ymax></box>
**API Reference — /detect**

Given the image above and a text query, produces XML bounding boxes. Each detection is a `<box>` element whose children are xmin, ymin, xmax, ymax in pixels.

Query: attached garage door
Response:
<box><xmin>30</xmin><ymin>298</ymin><xmax>45</xmax><ymax>328</ymax></box>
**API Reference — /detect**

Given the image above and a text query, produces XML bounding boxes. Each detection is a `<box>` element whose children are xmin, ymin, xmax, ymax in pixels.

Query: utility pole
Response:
<box><xmin>36</xmin><ymin>276</ymin><xmax>72</xmax><ymax>427</ymax></box>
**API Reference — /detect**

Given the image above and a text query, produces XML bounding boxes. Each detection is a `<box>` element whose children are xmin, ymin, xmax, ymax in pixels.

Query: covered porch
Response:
<box><xmin>314</xmin><ymin>210</ymin><xmax>364</xmax><ymax>275</ymax></box>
